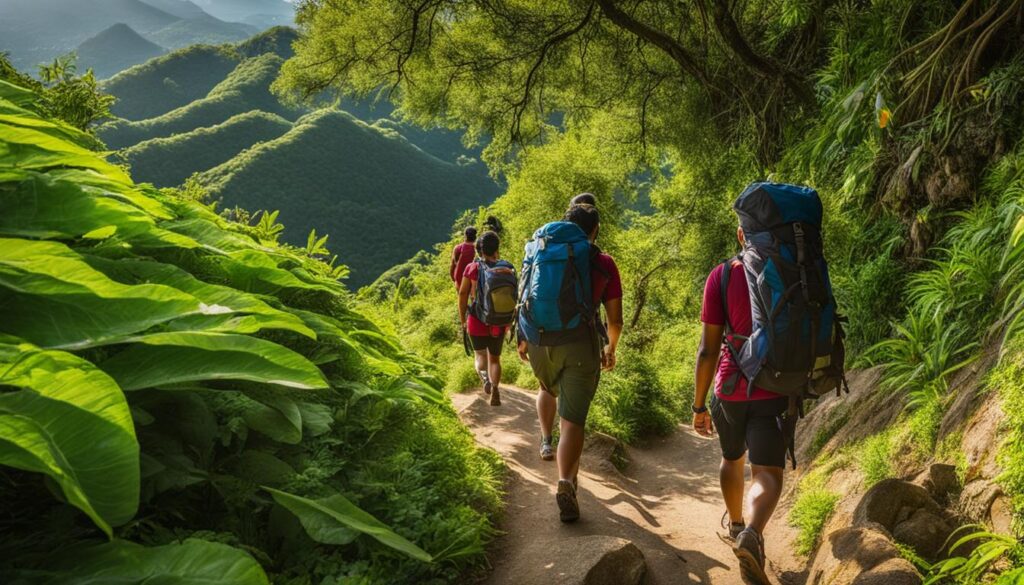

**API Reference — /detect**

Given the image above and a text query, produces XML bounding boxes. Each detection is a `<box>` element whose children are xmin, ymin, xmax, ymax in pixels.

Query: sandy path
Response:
<box><xmin>452</xmin><ymin>386</ymin><xmax>787</xmax><ymax>585</ymax></box>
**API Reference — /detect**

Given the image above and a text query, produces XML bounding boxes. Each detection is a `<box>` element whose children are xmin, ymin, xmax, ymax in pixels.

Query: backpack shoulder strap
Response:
<box><xmin>719</xmin><ymin>257</ymin><xmax>737</xmax><ymax>335</ymax></box>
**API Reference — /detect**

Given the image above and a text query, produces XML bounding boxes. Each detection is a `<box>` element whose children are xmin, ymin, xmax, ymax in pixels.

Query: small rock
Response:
<box><xmin>915</xmin><ymin>463</ymin><xmax>959</xmax><ymax>503</ymax></box>
<box><xmin>892</xmin><ymin>508</ymin><xmax>954</xmax><ymax>559</ymax></box>
<box><xmin>852</xmin><ymin>557</ymin><xmax>922</xmax><ymax>585</ymax></box>
<box><xmin>959</xmin><ymin>480</ymin><xmax>1002</xmax><ymax>523</ymax></box>
<box><xmin>513</xmin><ymin>535</ymin><xmax>646</xmax><ymax>585</ymax></box>
<box><xmin>584</xmin><ymin>431</ymin><xmax>628</xmax><ymax>472</ymax></box>
<box><xmin>853</xmin><ymin>479</ymin><xmax>942</xmax><ymax>531</ymax></box>
<box><xmin>808</xmin><ymin>525</ymin><xmax>907</xmax><ymax>585</ymax></box>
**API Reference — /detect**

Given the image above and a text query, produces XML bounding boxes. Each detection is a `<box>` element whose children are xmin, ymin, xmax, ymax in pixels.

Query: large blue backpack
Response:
<box><xmin>722</xmin><ymin>182</ymin><xmax>848</xmax><ymax>401</ymax></box>
<box><xmin>517</xmin><ymin>222</ymin><xmax>593</xmax><ymax>346</ymax></box>
<box><xmin>471</xmin><ymin>259</ymin><xmax>518</xmax><ymax>326</ymax></box>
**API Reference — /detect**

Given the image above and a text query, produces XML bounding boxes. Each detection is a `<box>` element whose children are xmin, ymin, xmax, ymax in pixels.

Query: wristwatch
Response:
<box><xmin>691</xmin><ymin>404</ymin><xmax>708</xmax><ymax>414</ymax></box>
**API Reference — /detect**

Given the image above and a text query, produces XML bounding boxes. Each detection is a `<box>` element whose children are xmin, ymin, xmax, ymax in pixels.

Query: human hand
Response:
<box><xmin>517</xmin><ymin>340</ymin><xmax>529</xmax><ymax>363</ymax></box>
<box><xmin>601</xmin><ymin>346</ymin><xmax>617</xmax><ymax>371</ymax></box>
<box><xmin>693</xmin><ymin>411</ymin><xmax>714</xmax><ymax>437</ymax></box>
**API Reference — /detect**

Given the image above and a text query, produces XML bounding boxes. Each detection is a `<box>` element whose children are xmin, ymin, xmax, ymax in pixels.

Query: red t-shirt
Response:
<box><xmin>592</xmin><ymin>253</ymin><xmax>623</xmax><ymax>306</ymax></box>
<box><xmin>452</xmin><ymin>242</ymin><xmax>475</xmax><ymax>288</ymax></box>
<box><xmin>464</xmin><ymin>261</ymin><xmax>507</xmax><ymax>337</ymax></box>
<box><xmin>701</xmin><ymin>261</ymin><xmax>781</xmax><ymax>401</ymax></box>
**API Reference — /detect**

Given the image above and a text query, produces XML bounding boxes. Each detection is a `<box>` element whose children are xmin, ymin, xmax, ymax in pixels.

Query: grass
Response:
<box><xmin>856</xmin><ymin>430</ymin><xmax>896</xmax><ymax>488</ymax></box>
<box><xmin>993</xmin><ymin>339</ymin><xmax>1024</xmax><ymax>535</ymax></box>
<box><xmin>788</xmin><ymin>457</ymin><xmax>845</xmax><ymax>556</ymax></box>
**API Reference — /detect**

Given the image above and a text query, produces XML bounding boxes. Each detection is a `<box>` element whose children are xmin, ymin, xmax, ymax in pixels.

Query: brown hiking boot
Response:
<box><xmin>556</xmin><ymin>479</ymin><xmax>579</xmax><ymax>523</ymax></box>
<box><xmin>489</xmin><ymin>385</ymin><xmax>501</xmax><ymax>406</ymax></box>
<box><xmin>734</xmin><ymin>527</ymin><xmax>770</xmax><ymax>585</ymax></box>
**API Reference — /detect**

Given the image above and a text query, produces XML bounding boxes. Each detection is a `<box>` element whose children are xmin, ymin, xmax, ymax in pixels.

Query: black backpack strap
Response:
<box><xmin>717</xmin><ymin>257</ymin><xmax>748</xmax><ymax>396</ymax></box>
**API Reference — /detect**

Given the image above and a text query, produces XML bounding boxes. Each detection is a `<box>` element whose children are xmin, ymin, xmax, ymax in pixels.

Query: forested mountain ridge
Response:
<box><xmin>76</xmin><ymin>23</ymin><xmax>167</xmax><ymax>79</ymax></box>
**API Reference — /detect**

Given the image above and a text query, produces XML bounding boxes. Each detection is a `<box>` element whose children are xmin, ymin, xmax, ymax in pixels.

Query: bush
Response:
<box><xmin>788</xmin><ymin>461</ymin><xmax>842</xmax><ymax>556</ymax></box>
<box><xmin>589</xmin><ymin>349</ymin><xmax>683</xmax><ymax>444</ymax></box>
<box><xmin>856</xmin><ymin>431</ymin><xmax>896</xmax><ymax>488</ymax></box>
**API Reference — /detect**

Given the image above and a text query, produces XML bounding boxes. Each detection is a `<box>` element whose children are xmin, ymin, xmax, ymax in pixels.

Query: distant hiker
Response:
<box><xmin>692</xmin><ymin>183</ymin><xmax>846</xmax><ymax>585</ymax></box>
<box><xmin>569</xmin><ymin>192</ymin><xmax>597</xmax><ymax>207</ymax></box>
<box><xmin>460</xmin><ymin>231</ymin><xmax>517</xmax><ymax>406</ymax></box>
<box><xmin>484</xmin><ymin>215</ymin><xmax>504</xmax><ymax>236</ymax></box>
<box><xmin>451</xmin><ymin>227</ymin><xmax>477</xmax><ymax>290</ymax></box>
<box><xmin>517</xmin><ymin>202</ymin><xmax>623</xmax><ymax>523</ymax></box>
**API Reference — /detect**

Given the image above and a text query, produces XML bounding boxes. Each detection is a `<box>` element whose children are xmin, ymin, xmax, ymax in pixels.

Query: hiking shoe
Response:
<box><xmin>734</xmin><ymin>528</ymin><xmax>770</xmax><ymax>585</ymax></box>
<box><xmin>721</xmin><ymin>510</ymin><xmax>746</xmax><ymax>541</ymax></box>
<box><xmin>556</xmin><ymin>479</ymin><xmax>580</xmax><ymax>523</ymax></box>
<box><xmin>489</xmin><ymin>385</ymin><xmax>501</xmax><ymax>406</ymax></box>
<box><xmin>540</xmin><ymin>438</ymin><xmax>554</xmax><ymax>461</ymax></box>
<box><xmin>478</xmin><ymin>370</ymin><xmax>491</xmax><ymax>395</ymax></box>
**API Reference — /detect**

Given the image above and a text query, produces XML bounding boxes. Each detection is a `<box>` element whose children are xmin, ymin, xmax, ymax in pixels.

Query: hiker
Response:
<box><xmin>450</xmin><ymin>226</ymin><xmax>477</xmax><ymax>290</ymax></box>
<box><xmin>484</xmin><ymin>215</ymin><xmax>504</xmax><ymax>236</ymax></box>
<box><xmin>517</xmin><ymin>201</ymin><xmax>623</xmax><ymax>523</ymax></box>
<box><xmin>693</xmin><ymin>183</ymin><xmax>846</xmax><ymax>585</ymax></box>
<box><xmin>459</xmin><ymin>231</ymin><xmax>517</xmax><ymax>406</ymax></box>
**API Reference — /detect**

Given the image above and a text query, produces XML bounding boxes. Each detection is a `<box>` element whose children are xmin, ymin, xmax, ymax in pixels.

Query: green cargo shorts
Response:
<box><xmin>526</xmin><ymin>334</ymin><xmax>601</xmax><ymax>426</ymax></box>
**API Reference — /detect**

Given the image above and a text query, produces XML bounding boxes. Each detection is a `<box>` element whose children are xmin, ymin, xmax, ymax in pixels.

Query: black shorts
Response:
<box><xmin>470</xmin><ymin>334</ymin><xmax>503</xmax><ymax>356</ymax></box>
<box><xmin>710</xmin><ymin>396</ymin><xmax>789</xmax><ymax>468</ymax></box>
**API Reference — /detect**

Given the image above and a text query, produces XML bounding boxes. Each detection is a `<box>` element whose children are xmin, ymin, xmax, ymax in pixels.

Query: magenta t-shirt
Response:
<box><xmin>451</xmin><ymin>242</ymin><xmax>475</xmax><ymax>287</ymax></box>
<box><xmin>701</xmin><ymin>261</ymin><xmax>781</xmax><ymax>401</ymax></box>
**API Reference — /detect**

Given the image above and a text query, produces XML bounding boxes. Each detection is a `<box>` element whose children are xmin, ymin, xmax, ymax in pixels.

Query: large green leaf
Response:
<box><xmin>86</xmin><ymin>257</ymin><xmax>316</xmax><ymax>339</ymax></box>
<box><xmin>0</xmin><ymin>170</ymin><xmax>155</xmax><ymax>239</ymax></box>
<box><xmin>265</xmin><ymin>487</ymin><xmax>432</xmax><ymax>561</ymax></box>
<box><xmin>0</xmin><ymin>342</ymin><xmax>139</xmax><ymax>534</ymax></box>
<box><xmin>41</xmin><ymin>538</ymin><xmax>269</xmax><ymax>585</ymax></box>
<box><xmin>98</xmin><ymin>332</ymin><xmax>329</xmax><ymax>391</ymax></box>
<box><xmin>212</xmin><ymin>250</ymin><xmax>332</xmax><ymax>295</ymax></box>
<box><xmin>0</xmin><ymin>122</ymin><xmax>128</xmax><ymax>181</ymax></box>
<box><xmin>46</xmin><ymin>168</ymin><xmax>173</xmax><ymax>220</ymax></box>
<box><xmin>0</xmin><ymin>238</ymin><xmax>204</xmax><ymax>348</ymax></box>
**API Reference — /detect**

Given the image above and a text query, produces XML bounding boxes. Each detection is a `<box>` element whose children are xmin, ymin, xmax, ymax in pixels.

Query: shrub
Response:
<box><xmin>856</xmin><ymin>431</ymin><xmax>896</xmax><ymax>488</ymax></box>
<box><xmin>788</xmin><ymin>461</ymin><xmax>843</xmax><ymax>556</ymax></box>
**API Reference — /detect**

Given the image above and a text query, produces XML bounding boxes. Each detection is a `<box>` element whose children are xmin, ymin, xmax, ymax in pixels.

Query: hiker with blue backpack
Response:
<box><xmin>459</xmin><ymin>231</ymin><xmax>518</xmax><ymax>407</ymax></box>
<box><xmin>516</xmin><ymin>200</ymin><xmax>623</xmax><ymax>523</ymax></box>
<box><xmin>692</xmin><ymin>183</ymin><xmax>847</xmax><ymax>585</ymax></box>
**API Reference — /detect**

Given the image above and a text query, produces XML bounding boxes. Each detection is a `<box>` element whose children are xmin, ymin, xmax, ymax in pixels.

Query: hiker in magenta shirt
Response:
<box><xmin>693</xmin><ymin>226</ymin><xmax>787</xmax><ymax>585</ymax></box>
<box><xmin>450</xmin><ymin>227</ymin><xmax>477</xmax><ymax>289</ymax></box>
<box><xmin>459</xmin><ymin>231</ymin><xmax>509</xmax><ymax>406</ymax></box>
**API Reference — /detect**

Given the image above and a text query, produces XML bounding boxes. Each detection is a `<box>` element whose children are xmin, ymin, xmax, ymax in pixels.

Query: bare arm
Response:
<box><xmin>450</xmin><ymin>247</ymin><xmax>459</xmax><ymax>281</ymax></box>
<box><xmin>602</xmin><ymin>297</ymin><xmax>623</xmax><ymax>371</ymax></box>
<box><xmin>693</xmin><ymin>321</ymin><xmax>724</xmax><ymax>436</ymax></box>
<box><xmin>458</xmin><ymin>276</ymin><xmax>473</xmax><ymax>327</ymax></box>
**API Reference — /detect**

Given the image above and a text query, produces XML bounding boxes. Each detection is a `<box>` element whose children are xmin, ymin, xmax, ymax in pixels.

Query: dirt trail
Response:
<box><xmin>453</xmin><ymin>386</ymin><xmax>789</xmax><ymax>585</ymax></box>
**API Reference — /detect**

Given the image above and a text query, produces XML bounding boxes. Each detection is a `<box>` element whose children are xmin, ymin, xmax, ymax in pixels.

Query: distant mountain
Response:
<box><xmin>0</xmin><ymin>0</ymin><xmax>178</xmax><ymax>69</ymax></box>
<box><xmin>194</xmin><ymin>0</ymin><xmax>294</xmax><ymax>28</ymax></box>
<box><xmin>76</xmin><ymin>24</ymin><xmax>166</xmax><ymax>79</ymax></box>
<box><xmin>122</xmin><ymin>110</ymin><xmax>293</xmax><ymax>187</ymax></box>
<box><xmin>147</xmin><ymin>13</ymin><xmax>258</xmax><ymax>49</ymax></box>
<box><xmin>99</xmin><ymin>53</ymin><xmax>299</xmax><ymax>149</ymax></box>
<box><xmin>138</xmin><ymin>0</ymin><xmax>209</xmax><ymax>19</ymax></box>
<box><xmin>196</xmin><ymin>109</ymin><xmax>499</xmax><ymax>284</ymax></box>
<box><xmin>103</xmin><ymin>27</ymin><xmax>297</xmax><ymax>120</ymax></box>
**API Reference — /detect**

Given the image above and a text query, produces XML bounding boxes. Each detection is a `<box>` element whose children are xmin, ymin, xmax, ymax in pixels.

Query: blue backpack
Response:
<box><xmin>471</xmin><ymin>259</ymin><xmax>518</xmax><ymax>327</ymax></box>
<box><xmin>721</xmin><ymin>182</ymin><xmax>848</xmax><ymax>401</ymax></box>
<box><xmin>517</xmin><ymin>222</ymin><xmax>593</xmax><ymax>346</ymax></box>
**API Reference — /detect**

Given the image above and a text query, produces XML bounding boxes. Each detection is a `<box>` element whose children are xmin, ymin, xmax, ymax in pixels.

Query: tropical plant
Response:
<box><xmin>925</xmin><ymin>526</ymin><xmax>1024</xmax><ymax>585</ymax></box>
<box><xmin>0</xmin><ymin>79</ymin><xmax>500</xmax><ymax>584</ymax></box>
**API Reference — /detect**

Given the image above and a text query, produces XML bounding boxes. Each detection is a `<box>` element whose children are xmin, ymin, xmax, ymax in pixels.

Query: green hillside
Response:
<box><xmin>76</xmin><ymin>23</ymin><xmax>167</xmax><ymax>79</ymax></box>
<box><xmin>122</xmin><ymin>110</ymin><xmax>292</xmax><ymax>186</ymax></box>
<box><xmin>197</xmin><ymin>109</ymin><xmax>500</xmax><ymax>284</ymax></box>
<box><xmin>103</xmin><ymin>44</ymin><xmax>241</xmax><ymax>120</ymax></box>
<box><xmin>0</xmin><ymin>76</ymin><xmax>500</xmax><ymax>585</ymax></box>
<box><xmin>237</xmin><ymin>25</ymin><xmax>297</xmax><ymax>59</ymax></box>
<box><xmin>147</xmin><ymin>13</ymin><xmax>257</xmax><ymax>49</ymax></box>
<box><xmin>196</xmin><ymin>0</ymin><xmax>294</xmax><ymax>28</ymax></box>
<box><xmin>99</xmin><ymin>53</ymin><xmax>299</xmax><ymax>148</ymax></box>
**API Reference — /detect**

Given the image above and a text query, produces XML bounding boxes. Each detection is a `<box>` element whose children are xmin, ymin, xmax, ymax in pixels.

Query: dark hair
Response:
<box><xmin>570</xmin><ymin>193</ymin><xmax>597</xmax><ymax>207</ymax></box>
<box><xmin>475</xmin><ymin>231</ymin><xmax>500</xmax><ymax>256</ymax></box>
<box><xmin>484</xmin><ymin>215</ymin><xmax>503</xmax><ymax>234</ymax></box>
<box><xmin>464</xmin><ymin>226</ymin><xmax>478</xmax><ymax>242</ymax></box>
<box><xmin>564</xmin><ymin>204</ymin><xmax>599</xmax><ymax>236</ymax></box>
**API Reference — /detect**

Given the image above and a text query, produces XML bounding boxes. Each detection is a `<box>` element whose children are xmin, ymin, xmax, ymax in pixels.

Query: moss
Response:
<box><xmin>993</xmin><ymin>339</ymin><xmax>1024</xmax><ymax>534</ymax></box>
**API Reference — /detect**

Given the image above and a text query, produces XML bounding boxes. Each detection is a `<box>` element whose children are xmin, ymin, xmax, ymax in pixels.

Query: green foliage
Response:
<box><xmin>925</xmin><ymin>526</ymin><xmax>1024</xmax><ymax>584</ymax></box>
<box><xmin>993</xmin><ymin>339</ymin><xmax>1024</xmax><ymax>535</ymax></box>
<box><xmin>0</xmin><ymin>53</ymin><xmax>114</xmax><ymax>135</ymax></box>
<box><xmin>0</xmin><ymin>81</ymin><xmax>501</xmax><ymax>584</ymax></box>
<box><xmin>589</xmin><ymin>350</ymin><xmax>682</xmax><ymax>444</ymax></box>
<box><xmin>856</xmin><ymin>430</ymin><xmax>896</xmax><ymax>488</ymax></box>
<box><xmin>788</xmin><ymin>460</ymin><xmax>842</xmax><ymax>556</ymax></box>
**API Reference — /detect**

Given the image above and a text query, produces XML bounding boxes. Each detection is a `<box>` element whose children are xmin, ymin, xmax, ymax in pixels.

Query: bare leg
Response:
<box><xmin>557</xmin><ymin>418</ymin><xmax>585</xmax><ymax>482</ymax></box>
<box><xmin>721</xmin><ymin>455</ymin><xmax>746</xmax><ymax>524</ymax></box>
<box><xmin>473</xmin><ymin>349</ymin><xmax>487</xmax><ymax>377</ymax></box>
<box><xmin>536</xmin><ymin>388</ymin><xmax>556</xmax><ymax>440</ymax></box>
<box><xmin>747</xmin><ymin>464</ymin><xmax>784</xmax><ymax>534</ymax></box>
<box><xmin>487</xmin><ymin>353</ymin><xmax>501</xmax><ymax>389</ymax></box>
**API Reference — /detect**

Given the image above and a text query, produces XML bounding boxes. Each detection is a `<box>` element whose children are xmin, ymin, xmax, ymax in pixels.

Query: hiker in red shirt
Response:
<box><xmin>450</xmin><ymin>227</ymin><xmax>477</xmax><ymax>290</ymax></box>
<box><xmin>459</xmin><ymin>231</ymin><xmax>515</xmax><ymax>406</ymax></box>
<box><xmin>693</xmin><ymin>226</ymin><xmax>787</xmax><ymax>585</ymax></box>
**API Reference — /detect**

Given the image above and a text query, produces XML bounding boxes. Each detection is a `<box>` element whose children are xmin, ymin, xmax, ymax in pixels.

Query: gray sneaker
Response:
<box><xmin>722</xmin><ymin>510</ymin><xmax>746</xmax><ymax>541</ymax></box>
<box><xmin>478</xmin><ymin>370</ymin><xmax>491</xmax><ymax>395</ymax></box>
<box><xmin>540</xmin><ymin>438</ymin><xmax>554</xmax><ymax>461</ymax></box>
<box><xmin>556</xmin><ymin>479</ymin><xmax>579</xmax><ymax>523</ymax></box>
<box><xmin>734</xmin><ymin>528</ymin><xmax>770</xmax><ymax>585</ymax></box>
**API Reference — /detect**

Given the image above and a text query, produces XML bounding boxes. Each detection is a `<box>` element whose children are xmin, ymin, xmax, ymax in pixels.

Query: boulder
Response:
<box><xmin>892</xmin><ymin>508</ymin><xmax>954</xmax><ymax>559</ymax></box>
<box><xmin>853</xmin><ymin>558</ymin><xmax>922</xmax><ymax>585</ymax></box>
<box><xmin>915</xmin><ymin>463</ymin><xmax>959</xmax><ymax>504</ymax></box>
<box><xmin>808</xmin><ymin>525</ymin><xmax>913</xmax><ymax>585</ymax></box>
<box><xmin>853</xmin><ymin>479</ymin><xmax>942</xmax><ymax>531</ymax></box>
<box><xmin>584</xmin><ymin>431</ymin><xmax>628</xmax><ymax>473</ymax></box>
<box><xmin>512</xmin><ymin>535</ymin><xmax>646</xmax><ymax>585</ymax></box>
